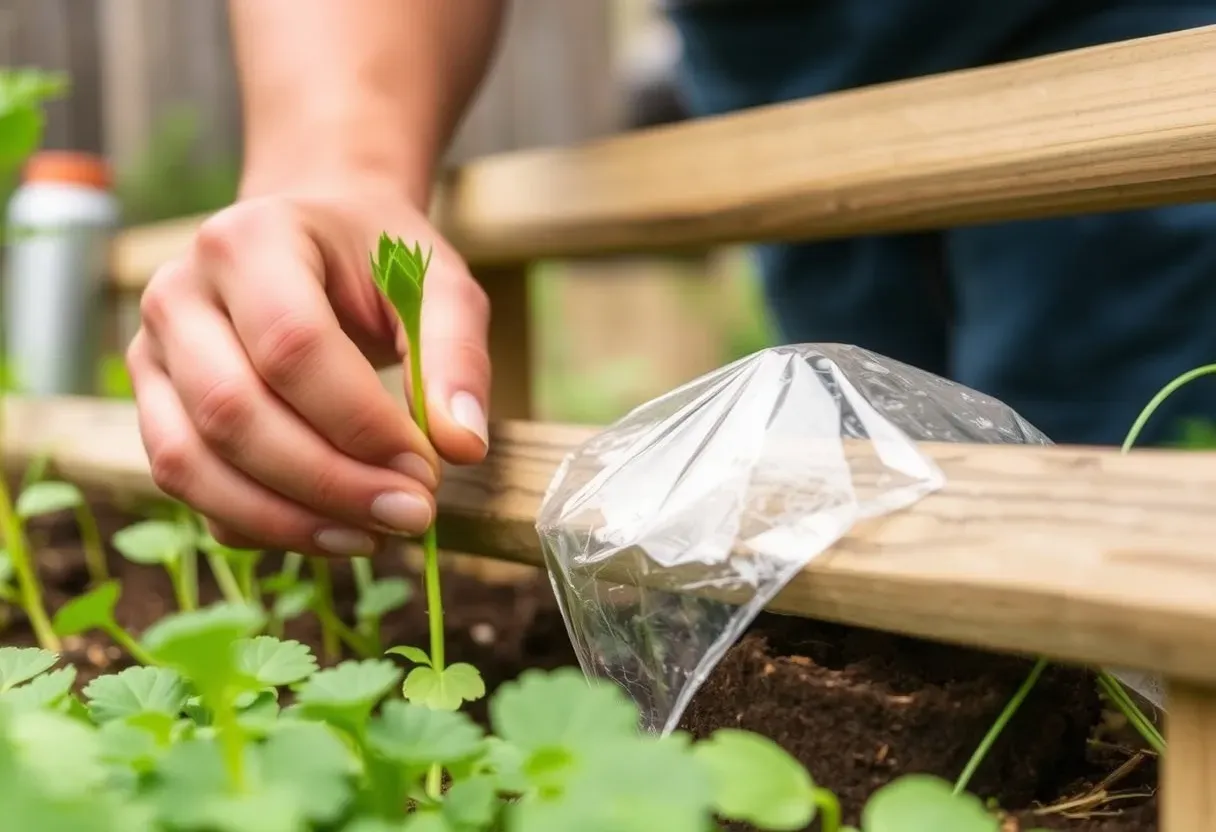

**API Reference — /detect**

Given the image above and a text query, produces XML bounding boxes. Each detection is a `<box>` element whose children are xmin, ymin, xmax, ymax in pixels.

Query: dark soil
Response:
<box><xmin>9</xmin><ymin>508</ymin><xmax>1157</xmax><ymax>830</ymax></box>
<box><xmin>681</xmin><ymin>613</ymin><xmax>1157</xmax><ymax>831</ymax></box>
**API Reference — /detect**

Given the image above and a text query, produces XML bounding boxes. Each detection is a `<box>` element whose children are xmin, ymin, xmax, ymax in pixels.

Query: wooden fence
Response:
<box><xmin>6</xmin><ymin>18</ymin><xmax>1216</xmax><ymax>831</ymax></box>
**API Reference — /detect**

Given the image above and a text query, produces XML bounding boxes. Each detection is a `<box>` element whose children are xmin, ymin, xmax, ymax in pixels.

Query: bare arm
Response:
<box><xmin>230</xmin><ymin>0</ymin><xmax>508</xmax><ymax>207</ymax></box>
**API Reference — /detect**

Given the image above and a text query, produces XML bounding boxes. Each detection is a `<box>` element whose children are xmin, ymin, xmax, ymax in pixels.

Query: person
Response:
<box><xmin>128</xmin><ymin>1</ymin><xmax>1216</xmax><ymax>559</ymax></box>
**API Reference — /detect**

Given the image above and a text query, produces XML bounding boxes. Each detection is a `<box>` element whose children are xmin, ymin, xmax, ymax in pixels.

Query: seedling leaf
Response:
<box><xmin>112</xmin><ymin>519</ymin><xmax>193</xmax><ymax>565</ymax></box>
<box><xmin>356</xmin><ymin>577</ymin><xmax>412</xmax><ymax>620</ymax></box>
<box><xmin>365</xmin><ymin>699</ymin><xmax>485</xmax><ymax>766</ymax></box>
<box><xmin>860</xmin><ymin>774</ymin><xmax>999</xmax><ymax>832</ymax></box>
<box><xmin>386</xmin><ymin>645</ymin><xmax>431</xmax><ymax>666</ymax></box>
<box><xmin>0</xmin><ymin>646</ymin><xmax>58</xmax><ymax>692</ymax></box>
<box><xmin>83</xmin><ymin>666</ymin><xmax>190</xmax><ymax>724</ymax></box>
<box><xmin>443</xmin><ymin>775</ymin><xmax>498</xmax><ymax>828</ymax></box>
<box><xmin>0</xmin><ymin>665</ymin><xmax>77</xmax><ymax>711</ymax></box>
<box><xmin>4</xmin><ymin>706</ymin><xmax>108</xmax><ymax>797</ymax></box>
<box><xmin>294</xmin><ymin>659</ymin><xmax>402</xmax><ymax>736</ymax></box>
<box><xmin>272</xmin><ymin>581</ymin><xmax>316</xmax><ymax>621</ymax></box>
<box><xmin>140</xmin><ymin>602</ymin><xmax>265</xmax><ymax>693</ymax></box>
<box><xmin>693</xmin><ymin>729</ymin><xmax>819</xmax><ymax>830</ymax></box>
<box><xmin>52</xmin><ymin>579</ymin><xmax>120</xmax><ymax>636</ymax></box>
<box><xmin>235</xmin><ymin>636</ymin><xmax>318</xmax><ymax>687</ymax></box>
<box><xmin>490</xmin><ymin>667</ymin><xmax>638</xmax><ymax>753</ymax></box>
<box><xmin>402</xmin><ymin>663</ymin><xmax>485</xmax><ymax>711</ymax></box>
<box><xmin>15</xmin><ymin>480</ymin><xmax>83</xmax><ymax>518</ymax></box>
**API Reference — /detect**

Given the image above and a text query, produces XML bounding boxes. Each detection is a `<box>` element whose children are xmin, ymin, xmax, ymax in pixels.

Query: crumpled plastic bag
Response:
<box><xmin>535</xmin><ymin>343</ymin><xmax>1163</xmax><ymax>734</ymax></box>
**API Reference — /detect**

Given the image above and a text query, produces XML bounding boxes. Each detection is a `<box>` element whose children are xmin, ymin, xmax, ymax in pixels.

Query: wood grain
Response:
<box><xmin>8</xmin><ymin>396</ymin><xmax>1216</xmax><ymax>689</ymax></box>
<box><xmin>1163</xmin><ymin>682</ymin><xmax>1216</xmax><ymax>831</ymax></box>
<box><xmin>110</xmin><ymin>24</ymin><xmax>1216</xmax><ymax>287</ymax></box>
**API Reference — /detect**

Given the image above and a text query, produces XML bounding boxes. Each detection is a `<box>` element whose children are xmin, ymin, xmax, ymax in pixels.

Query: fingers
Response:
<box><xmin>195</xmin><ymin>203</ymin><xmax>439</xmax><ymax>481</ymax></box>
<box><xmin>127</xmin><ymin>331</ymin><xmax>385</xmax><ymax>558</ymax></box>
<box><xmin>149</xmin><ymin>289</ymin><xmax>435</xmax><ymax>536</ymax></box>
<box><xmin>415</xmin><ymin>253</ymin><xmax>493</xmax><ymax>465</ymax></box>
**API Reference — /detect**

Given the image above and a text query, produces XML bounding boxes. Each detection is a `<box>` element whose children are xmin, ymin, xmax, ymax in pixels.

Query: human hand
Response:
<box><xmin>127</xmin><ymin>186</ymin><xmax>491</xmax><ymax>558</ymax></box>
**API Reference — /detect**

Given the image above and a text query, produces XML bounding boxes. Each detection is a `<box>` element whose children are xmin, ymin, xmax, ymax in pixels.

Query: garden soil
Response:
<box><xmin>10</xmin><ymin>509</ymin><xmax>1156</xmax><ymax>830</ymax></box>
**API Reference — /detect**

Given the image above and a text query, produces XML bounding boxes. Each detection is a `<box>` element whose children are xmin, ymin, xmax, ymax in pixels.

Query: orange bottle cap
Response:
<box><xmin>23</xmin><ymin>150</ymin><xmax>112</xmax><ymax>191</ymax></box>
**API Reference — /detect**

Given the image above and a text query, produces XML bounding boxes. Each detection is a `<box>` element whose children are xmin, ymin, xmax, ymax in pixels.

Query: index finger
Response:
<box><xmin>192</xmin><ymin>201</ymin><xmax>439</xmax><ymax>481</ymax></box>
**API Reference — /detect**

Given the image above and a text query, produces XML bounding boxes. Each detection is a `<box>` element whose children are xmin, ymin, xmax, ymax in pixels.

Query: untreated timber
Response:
<box><xmin>7</xmin><ymin>395</ymin><xmax>1216</xmax><ymax>690</ymax></box>
<box><xmin>109</xmin><ymin>24</ymin><xmax>1216</xmax><ymax>289</ymax></box>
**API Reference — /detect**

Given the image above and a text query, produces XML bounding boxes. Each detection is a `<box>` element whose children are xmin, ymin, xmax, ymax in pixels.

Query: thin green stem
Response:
<box><xmin>1097</xmin><ymin>671</ymin><xmax>1166</xmax><ymax>754</ymax></box>
<box><xmin>812</xmin><ymin>789</ymin><xmax>841</xmax><ymax>832</ymax></box>
<box><xmin>352</xmin><ymin>557</ymin><xmax>374</xmax><ymax>594</ymax></box>
<box><xmin>235</xmin><ymin>555</ymin><xmax>260</xmax><ymax>604</ymax></box>
<box><xmin>425</xmin><ymin>763</ymin><xmax>442</xmax><ymax>801</ymax></box>
<box><xmin>166</xmin><ymin>561</ymin><xmax>194</xmax><ymax>612</ymax></box>
<box><xmin>1121</xmin><ymin>363</ymin><xmax>1216</xmax><ymax>452</ymax></box>
<box><xmin>207</xmin><ymin>552</ymin><xmax>246</xmax><ymax>605</ymax></box>
<box><xmin>106</xmin><ymin>624</ymin><xmax>154</xmax><ymax>666</ymax></box>
<box><xmin>281</xmin><ymin>551</ymin><xmax>303</xmax><ymax>582</ymax></box>
<box><xmin>74</xmin><ymin>502</ymin><xmax>109</xmax><ymax>584</ymax></box>
<box><xmin>954</xmin><ymin>657</ymin><xmax>1048</xmax><ymax>795</ymax></box>
<box><xmin>179</xmin><ymin>548</ymin><xmax>199</xmax><ymax>610</ymax></box>
<box><xmin>0</xmin><ymin>478</ymin><xmax>59</xmax><ymax>651</ymax></box>
<box><xmin>310</xmin><ymin>558</ymin><xmax>341</xmax><ymax>661</ymax></box>
<box><xmin>421</xmin><ymin>526</ymin><xmax>444</xmax><ymax>671</ymax></box>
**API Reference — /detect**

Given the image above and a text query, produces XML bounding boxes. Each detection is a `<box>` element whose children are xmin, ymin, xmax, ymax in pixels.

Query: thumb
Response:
<box><xmin>415</xmin><ymin>266</ymin><xmax>492</xmax><ymax>466</ymax></box>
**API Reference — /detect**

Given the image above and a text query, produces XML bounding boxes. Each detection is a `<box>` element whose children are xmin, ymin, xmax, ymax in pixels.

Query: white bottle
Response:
<box><xmin>3</xmin><ymin>151</ymin><xmax>120</xmax><ymax>395</ymax></box>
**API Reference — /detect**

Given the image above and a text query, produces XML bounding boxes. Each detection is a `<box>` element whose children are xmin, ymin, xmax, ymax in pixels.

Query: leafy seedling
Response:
<box><xmin>111</xmin><ymin>518</ymin><xmax>199</xmax><ymax>612</ymax></box>
<box><xmin>17</xmin><ymin>479</ymin><xmax>109</xmax><ymax>584</ymax></box>
<box><xmin>198</xmin><ymin>526</ymin><xmax>263</xmax><ymax>606</ymax></box>
<box><xmin>351</xmin><ymin>556</ymin><xmax>411</xmax><ymax>655</ymax></box>
<box><xmin>51</xmin><ymin>579</ymin><xmax>154</xmax><ymax>665</ymax></box>
<box><xmin>0</xmin><ymin>478</ymin><xmax>57</xmax><ymax>650</ymax></box>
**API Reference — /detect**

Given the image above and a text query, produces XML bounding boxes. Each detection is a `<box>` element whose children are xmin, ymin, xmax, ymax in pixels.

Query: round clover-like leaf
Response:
<box><xmin>15</xmin><ymin>480</ymin><xmax>82</xmax><ymax>518</ymax></box>
<box><xmin>693</xmin><ymin>729</ymin><xmax>819</xmax><ymax>830</ymax></box>
<box><xmin>366</xmin><ymin>699</ymin><xmax>485</xmax><ymax>766</ymax></box>
<box><xmin>111</xmin><ymin>520</ymin><xmax>193</xmax><ymax>565</ymax></box>
<box><xmin>83</xmin><ymin>666</ymin><xmax>190</xmax><ymax>724</ymax></box>
<box><xmin>355</xmin><ymin>578</ymin><xmax>412</xmax><ymax>621</ymax></box>
<box><xmin>490</xmin><ymin>667</ymin><xmax>638</xmax><ymax>754</ymax></box>
<box><xmin>0</xmin><ymin>665</ymin><xmax>77</xmax><ymax>711</ymax></box>
<box><xmin>861</xmin><ymin>775</ymin><xmax>1000</xmax><ymax>832</ymax></box>
<box><xmin>402</xmin><ymin>663</ymin><xmax>485</xmax><ymax>711</ymax></box>
<box><xmin>235</xmin><ymin>636</ymin><xmax>318</xmax><ymax>687</ymax></box>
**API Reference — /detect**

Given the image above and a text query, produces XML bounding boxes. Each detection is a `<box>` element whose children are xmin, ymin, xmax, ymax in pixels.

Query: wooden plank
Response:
<box><xmin>107</xmin><ymin>23</ymin><xmax>1216</xmax><ymax>288</ymax></box>
<box><xmin>8</xmin><ymin>396</ymin><xmax>1216</xmax><ymax>690</ymax></box>
<box><xmin>1162</xmin><ymin>682</ymin><xmax>1216</xmax><ymax>831</ymax></box>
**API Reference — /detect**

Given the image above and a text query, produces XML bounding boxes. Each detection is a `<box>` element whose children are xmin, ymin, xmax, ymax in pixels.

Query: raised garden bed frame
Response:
<box><xmin>12</xmin><ymin>23</ymin><xmax>1216</xmax><ymax>831</ymax></box>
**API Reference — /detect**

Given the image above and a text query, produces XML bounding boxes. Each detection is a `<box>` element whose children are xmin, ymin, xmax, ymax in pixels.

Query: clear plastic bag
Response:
<box><xmin>537</xmin><ymin>343</ymin><xmax>1165</xmax><ymax>733</ymax></box>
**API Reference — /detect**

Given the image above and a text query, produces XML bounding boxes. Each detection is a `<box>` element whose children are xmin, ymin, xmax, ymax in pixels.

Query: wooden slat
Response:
<box><xmin>8</xmin><ymin>396</ymin><xmax>1216</xmax><ymax>689</ymax></box>
<box><xmin>110</xmin><ymin>24</ymin><xmax>1216</xmax><ymax>289</ymax></box>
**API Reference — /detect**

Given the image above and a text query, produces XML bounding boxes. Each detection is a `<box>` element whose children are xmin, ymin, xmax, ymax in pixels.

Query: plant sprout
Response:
<box><xmin>110</xmin><ymin>518</ymin><xmax>198</xmax><ymax>612</ymax></box>
<box><xmin>16</xmin><ymin>479</ymin><xmax>109</xmax><ymax>584</ymax></box>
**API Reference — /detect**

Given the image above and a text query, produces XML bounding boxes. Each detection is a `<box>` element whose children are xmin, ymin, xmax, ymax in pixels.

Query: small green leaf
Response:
<box><xmin>295</xmin><ymin>659</ymin><xmax>402</xmax><ymax>736</ymax></box>
<box><xmin>272</xmin><ymin>582</ymin><xmax>316</xmax><ymax>621</ymax></box>
<box><xmin>443</xmin><ymin>775</ymin><xmax>498</xmax><ymax>828</ymax></box>
<box><xmin>0</xmin><ymin>666</ymin><xmax>77</xmax><ymax>710</ymax></box>
<box><xmin>83</xmin><ymin>666</ymin><xmax>190</xmax><ymax>724</ymax></box>
<box><xmin>861</xmin><ymin>775</ymin><xmax>1000</xmax><ymax>832</ymax></box>
<box><xmin>0</xmin><ymin>647</ymin><xmax>58</xmax><ymax>692</ymax></box>
<box><xmin>112</xmin><ymin>519</ymin><xmax>194</xmax><ymax>565</ymax></box>
<box><xmin>403</xmin><ymin>663</ymin><xmax>486</xmax><ymax>711</ymax></box>
<box><xmin>15</xmin><ymin>480</ymin><xmax>83</xmax><ymax>518</ymax></box>
<box><xmin>490</xmin><ymin>667</ymin><xmax>638</xmax><ymax>754</ymax></box>
<box><xmin>356</xmin><ymin>577</ymin><xmax>412</xmax><ymax>621</ymax></box>
<box><xmin>5</xmin><ymin>706</ymin><xmax>108</xmax><ymax>797</ymax></box>
<box><xmin>386</xmin><ymin>645</ymin><xmax>431</xmax><ymax>666</ymax></box>
<box><xmin>235</xmin><ymin>636</ymin><xmax>318</xmax><ymax>687</ymax></box>
<box><xmin>52</xmin><ymin>580</ymin><xmax>121</xmax><ymax>636</ymax></box>
<box><xmin>366</xmin><ymin>699</ymin><xmax>485</xmax><ymax>766</ymax></box>
<box><xmin>694</xmin><ymin>730</ymin><xmax>819</xmax><ymax>830</ymax></box>
<box><xmin>141</xmin><ymin>603</ymin><xmax>265</xmax><ymax>694</ymax></box>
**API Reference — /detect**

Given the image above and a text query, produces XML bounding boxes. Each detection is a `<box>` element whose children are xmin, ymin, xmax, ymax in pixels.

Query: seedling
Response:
<box><xmin>197</xmin><ymin>527</ymin><xmax>261</xmax><ymax>607</ymax></box>
<box><xmin>352</xmin><ymin>556</ymin><xmax>411</xmax><ymax>655</ymax></box>
<box><xmin>16</xmin><ymin>479</ymin><xmax>109</xmax><ymax>584</ymax></box>
<box><xmin>111</xmin><ymin>517</ymin><xmax>198</xmax><ymax>612</ymax></box>
<box><xmin>50</xmin><ymin>580</ymin><xmax>152</xmax><ymax>665</ymax></box>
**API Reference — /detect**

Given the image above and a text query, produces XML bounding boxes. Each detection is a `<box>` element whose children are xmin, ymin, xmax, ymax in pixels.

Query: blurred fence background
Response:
<box><xmin>0</xmin><ymin>0</ymin><xmax>776</xmax><ymax>422</ymax></box>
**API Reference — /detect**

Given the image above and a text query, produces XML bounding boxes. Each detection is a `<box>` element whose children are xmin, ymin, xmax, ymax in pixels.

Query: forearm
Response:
<box><xmin>230</xmin><ymin>0</ymin><xmax>507</xmax><ymax>207</ymax></box>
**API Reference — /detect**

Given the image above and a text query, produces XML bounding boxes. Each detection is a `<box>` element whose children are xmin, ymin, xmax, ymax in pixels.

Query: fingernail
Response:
<box><xmin>391</xmin><ymin>452</ymin><xmax>437</xmax><ymax>488</ymax></box>
<box><xmin>450</xmin><ymin>391</ymin><xmax>488</xmax><ymax>447</ymax></box>
<box><xmin>315</xmin><ymin>528</ymin><xmax>376</xmax><ymax>557</ymax></box>
<box><xmin>370</xmin><ymin>491</ymin><xmax>433</xmax><ymax>534</ymax></box>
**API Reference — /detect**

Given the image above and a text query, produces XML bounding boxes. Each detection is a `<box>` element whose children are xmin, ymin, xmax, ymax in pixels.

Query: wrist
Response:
<box><xmin>239</xmin><ymin>142</ymin><xmax>435</xmax><ymax>210</ymax></box>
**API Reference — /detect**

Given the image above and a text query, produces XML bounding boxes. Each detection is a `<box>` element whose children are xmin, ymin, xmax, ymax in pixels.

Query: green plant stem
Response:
<box><xmin>105</xmin><ymin>624</ymin><xmax>154</xmax><ymax>666</ymax></box>
<box><xmin>310</xmin><ymin>558</ymin><xmax>341</xmax><ymax>661</ymax></box>
<box><xmin>74</xmin><ymin>503</ymin><xmax>109</xmax><ymax>584</ymax></box>
<box><xmin>180</xmin><ymin>547</ymin><xmax>199</xmax><ymax>610</ymax></box>
<box><xmin>1121</xmin><ymin>363</ymin><xmax>1216</xmax><ymax>452</ymax></box>
<box><xmin>954</xmin><ymin>657</ymin><xmax>1047</xmax><ymax>795</ymax></box>
<box><xmin>207</xmin><ymin>553</ymin><xmax>245</xmax><ymax>605</ymax></box>
<box><xmin>1097</xmin><ymin>671</ymin><xmax>1166</xmax><ymax>754</ymax></box>
<box><xmin>281</xmin><ymin>551</ymin><xmax>303</xmax><ymax>582</ymax></box>
<box><xmin>352</xmin><ymin>557</ymin><xmax>374</xmax><ymax>594</ymax></box>
<box><xmin>0</xmin><ymin>478</ymin><xmax>59</xmax><ymax>651</ymax></box>
<box><xmin>235</xmin><ymin>556</ymin><xmax>260</xmax><ymax>604</ymax></box>
<box><xmin>813</xmin><ymin>788</ymin><xmax>841</xmax><ymax>832</ymax></box>
<box><xmin>165</xmin><ymin>561</ymin><xmax>195</xmax><ymax>612</ymax></box>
